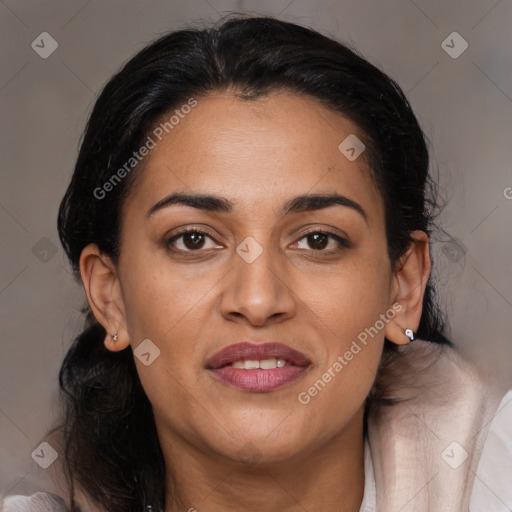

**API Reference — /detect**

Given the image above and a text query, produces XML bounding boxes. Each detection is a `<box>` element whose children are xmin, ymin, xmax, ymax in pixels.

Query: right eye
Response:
<box><xmin>165</xmin><ymin>228</ymin><xmax>223</xmax><ymax>253</ymax></box>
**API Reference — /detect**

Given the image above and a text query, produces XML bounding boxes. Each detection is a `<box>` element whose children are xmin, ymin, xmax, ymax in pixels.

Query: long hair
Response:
<box><xmin>56</xmin><ymin>15</ymin><xmax>451</xmax><ymax>511</ymax></box>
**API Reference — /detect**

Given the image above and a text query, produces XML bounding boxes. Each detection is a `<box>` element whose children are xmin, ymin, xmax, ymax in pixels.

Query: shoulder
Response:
<box><xmin>367</xmin><ymin>341</ymin><xmax>507</xmax><ymax>511</ymax></box>
<box><xmin>1</xmin><ymin>492</ymin><xmax>66</xmax><ymax>511</ymax></box>
<box><xmin>470</xmin><ymin>388</ymin><xmax>512</xmax><ymax>511</ymax></box>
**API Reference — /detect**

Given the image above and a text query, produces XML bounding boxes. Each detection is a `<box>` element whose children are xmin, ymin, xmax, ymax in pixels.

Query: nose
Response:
<box><xmin>219</xmin><ymin>241</ymin><xmax>297</xmax><ymax>327</ymax></box>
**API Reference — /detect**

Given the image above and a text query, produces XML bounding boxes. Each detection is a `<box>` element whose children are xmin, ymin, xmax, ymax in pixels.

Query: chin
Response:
<box><xmin>209</xmin><ymin>425</ymin><xmax>313</xmax><ymax>466</ymax></box>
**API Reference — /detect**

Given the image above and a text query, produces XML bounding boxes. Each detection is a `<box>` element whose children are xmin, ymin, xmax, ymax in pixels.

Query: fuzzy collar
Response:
<box><xmin>367</xmin><ymin>341</ymin><xmax>502</xmax><ymax>511</ymax></box>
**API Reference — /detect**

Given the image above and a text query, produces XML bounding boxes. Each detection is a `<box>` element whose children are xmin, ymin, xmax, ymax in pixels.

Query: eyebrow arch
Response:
<box><xmin>147</xmin><ymin>193</ymin><xmax>232</xmax><ymax>218</ymax></box>
<box><xmin>282</xmin><ymin>193</ymin><xmax>368</xmax><ymax>224</ymax></box>
<box><xmin>146</xmin><ymin>192</ymin><xmax>368</xmax><ymax>224</ymax></box>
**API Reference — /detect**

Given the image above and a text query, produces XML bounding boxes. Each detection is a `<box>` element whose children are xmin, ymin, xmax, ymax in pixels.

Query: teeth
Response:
<box><xmin>260</xmin><ymin>358</ymin><xmax>278</xmax><ymax>369</ymax></box>
<box><xmin>230</xmin><ymin>358</ymin><xmax>287</xmax><ymax>369</ymax></box>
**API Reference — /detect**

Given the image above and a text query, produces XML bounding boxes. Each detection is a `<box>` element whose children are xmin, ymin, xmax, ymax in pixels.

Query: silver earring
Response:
<box><xmin>403</xmin><ymin>328</ymin><xmax>416</xmax><ymax>342</ymax></box>
<box><xmin>112</xmin><ymin>333</ymin><xmax>118</xmax><ymax>342</ymax></box>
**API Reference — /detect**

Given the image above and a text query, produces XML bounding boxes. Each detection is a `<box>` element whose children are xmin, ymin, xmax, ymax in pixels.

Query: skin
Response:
<box><xmin>80</xmin><ymin>91</ymin><xmax>431</xmax><ymax>512</ymax></box>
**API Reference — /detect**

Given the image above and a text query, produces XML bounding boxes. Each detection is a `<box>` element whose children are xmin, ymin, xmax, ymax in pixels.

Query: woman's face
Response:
<box><xmin>114</xmin><ymin>91</ymin><xmax>396</xmax><ymax>464</ymax></box>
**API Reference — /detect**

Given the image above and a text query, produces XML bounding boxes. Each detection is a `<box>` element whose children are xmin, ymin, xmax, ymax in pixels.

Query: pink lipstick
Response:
<box><xmin>206</xmin><ymin>342</ymin><xmax>311</xmax><ymax>392</ymax></box>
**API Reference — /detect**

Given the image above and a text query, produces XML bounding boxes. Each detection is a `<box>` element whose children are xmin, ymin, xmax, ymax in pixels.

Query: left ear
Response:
<box><xmin>384</xmin><ymin>230</ymin><xmax>431</xmax><ymax>345</ymax></box>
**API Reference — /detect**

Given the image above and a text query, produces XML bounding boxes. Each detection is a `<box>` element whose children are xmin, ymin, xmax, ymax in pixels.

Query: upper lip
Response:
<box><xmin>206</xmin><ymin>342</ymin><xmax>311</xmax><ymax>369</ymax></box>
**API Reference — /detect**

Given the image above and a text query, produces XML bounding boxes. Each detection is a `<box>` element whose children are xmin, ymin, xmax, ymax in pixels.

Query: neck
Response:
<box><xmin>159</xmin><ymin>408</ymin><xmax>365</xmax><ymax>512</ymax></box>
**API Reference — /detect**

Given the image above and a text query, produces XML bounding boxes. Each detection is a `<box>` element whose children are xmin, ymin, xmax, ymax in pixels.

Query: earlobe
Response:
<box><xmin>79</xmin><ymin>244</ymin><xmax>130</xmax><ymax>351</ymax></box>
<box><xmin>384</xmin><ymin>231</ymin><xmax>431</xmax><ymax>345</ymax></box>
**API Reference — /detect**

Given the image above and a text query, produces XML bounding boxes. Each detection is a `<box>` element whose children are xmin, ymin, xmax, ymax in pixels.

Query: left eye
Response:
<box><xmin>294</xmin><ymin>231</ymin><xmax>348</xmax><ymax>252</ymax></box>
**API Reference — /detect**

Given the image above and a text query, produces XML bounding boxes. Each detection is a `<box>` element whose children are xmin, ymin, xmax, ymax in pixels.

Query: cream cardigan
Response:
<box><xmin>365</xmin><ymin>341</ymin><xmax>509</xmax><ymax>511</ymax></box>
<box><xmin>2</xmin><ymin>341</ymin><xmax>511</xmax><ymax>512</ymax></box>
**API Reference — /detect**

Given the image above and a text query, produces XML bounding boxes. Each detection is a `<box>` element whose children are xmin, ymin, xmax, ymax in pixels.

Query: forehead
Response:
<box><xmin>123</xmin><ymin>91</ymin><xmax>383</xmax><ymax>223</ymax></box>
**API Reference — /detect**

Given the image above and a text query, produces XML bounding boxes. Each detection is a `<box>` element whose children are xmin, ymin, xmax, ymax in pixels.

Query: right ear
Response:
<box><xmin>79</xmin><ymin>243</ymin><xmax>130</xmax><ymax>352</ymax></box>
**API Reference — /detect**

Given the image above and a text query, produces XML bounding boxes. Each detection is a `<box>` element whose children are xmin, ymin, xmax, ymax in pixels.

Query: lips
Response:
<box><xmin>206</xmin><ymin>342</ymin><xmax>311</xmax><ymax>369</ymax></box>
<box><xmin>206</xmin><ymin>342</ymin><xmax>311</xmax><ymax>392</ymax></box>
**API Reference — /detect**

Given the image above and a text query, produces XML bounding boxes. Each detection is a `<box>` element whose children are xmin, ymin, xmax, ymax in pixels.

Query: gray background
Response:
<box><xmin>1</xmin><ymin>0</ymin><xmax>511</xmax><ymax>498</ymax></box>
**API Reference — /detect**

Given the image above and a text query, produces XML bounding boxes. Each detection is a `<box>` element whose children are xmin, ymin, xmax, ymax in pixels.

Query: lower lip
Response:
<box><xmin>209</xmin><ymin>365</ymin><xmax>309</xmax><ymax>392</ymax></box>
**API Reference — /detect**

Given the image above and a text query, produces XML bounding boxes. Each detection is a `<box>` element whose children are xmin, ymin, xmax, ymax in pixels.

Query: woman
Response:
<box><xmin>3</xmin><ymin>15</ymin><xmax>511</xmax><ymax>512</ymax></box>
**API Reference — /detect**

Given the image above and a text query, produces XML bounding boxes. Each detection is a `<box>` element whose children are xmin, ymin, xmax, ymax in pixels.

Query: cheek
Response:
<box><xmin>123</xmin><ymin>274</ymin><xmax>206</xmax><ymax>430</ymax></box>
<box><xmin>119</xmin><ymin>246</ymin><xmax>217</xmax><ymax>341</ymax></box>
<box><xmin>118</xmin><ymin>251</ymin><xmax>217</xmax><ymax>396</ymax></box>
<box><xmin>301</xmin><ymin>251</ymin><xmax>391</xmax><ymax>339</ymax></box>
<box><xmin>294</xmin><ymin>253</ymin><xmax>390</xmax><ymax>414</ymax></box>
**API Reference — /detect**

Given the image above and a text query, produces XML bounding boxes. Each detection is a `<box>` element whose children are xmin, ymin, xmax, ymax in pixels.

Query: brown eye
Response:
<box><xmin>294</xmin><ymin>230</ymin><xmax>350</xmax><ymax>253</ymax></box>
<box><xmin>166</xmin><ymin>229</ymin><xmax>221</xmax><ymax>253</ymax></box>
<box><xmin>182</xmin><ymin>232</ymin><xmax>206</xmax><ymax>250</ymax></box>
<box><xmin>306</xmin><ymin>233</ymin><xmax>329</xmax><ymax>250</ymax></box>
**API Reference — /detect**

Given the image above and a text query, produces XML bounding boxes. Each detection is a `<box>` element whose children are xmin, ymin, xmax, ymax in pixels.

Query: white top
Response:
<box><xmin>359</xmin><ymin>388</ymin><xmax>512</xmax><ymax>512</ymax></box>
<box><xmin>3</xmin><ymin>389</ymin><xmax>511</xmax><ymax>512</ymax></box>
<box><xmin>359</xmin><ymin>438</ymin><xmax>377</xmax><ymax>512</ymax></box>
<box><xmin>1</xmin><ymin>491</ymin><xmax>66</xmax><ymax>511</ymax></box>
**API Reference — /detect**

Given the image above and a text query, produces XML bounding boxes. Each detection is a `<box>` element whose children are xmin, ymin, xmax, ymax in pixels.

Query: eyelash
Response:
<box><xmin>165</xmin><ymin>227</ymin><xmax>350</xmax><ymax>256</ymax></box>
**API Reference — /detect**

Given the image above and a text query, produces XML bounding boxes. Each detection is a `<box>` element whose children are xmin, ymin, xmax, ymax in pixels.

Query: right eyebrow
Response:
<box><xmin>147</xmin><ymin>192</ymin><xmax>233</xmax><ymax>218</ymax></box>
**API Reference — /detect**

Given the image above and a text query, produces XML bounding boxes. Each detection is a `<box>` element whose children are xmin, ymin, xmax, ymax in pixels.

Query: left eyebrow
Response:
<box><xmin>146</xmin><ymin>192</ymin><xmax>368</xmax><ymax>224</ymax></box>
<box><xmin>281</xmin><ymin>193</ymin><xmax>368</xmax><ymax>224</ymax></box>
